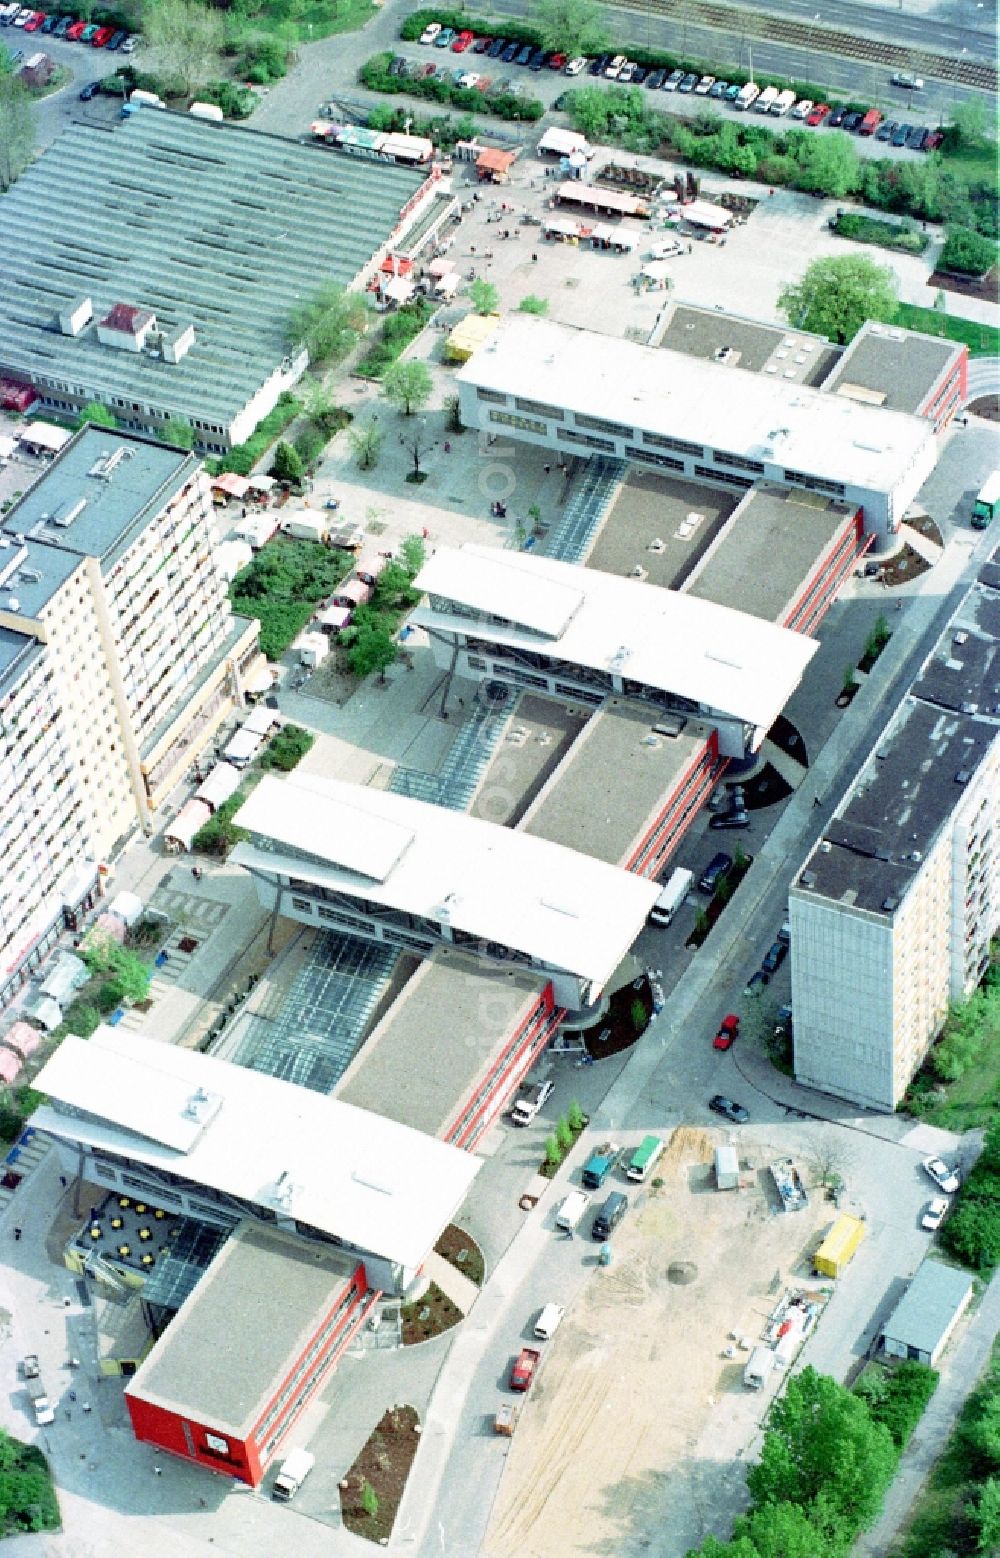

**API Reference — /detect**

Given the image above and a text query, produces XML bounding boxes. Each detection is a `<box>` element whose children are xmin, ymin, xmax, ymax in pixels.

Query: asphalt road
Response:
<box><xmin>6</xmin><ymin>27</ymin><xmax>132</xmax><ymax>149</ymax></box>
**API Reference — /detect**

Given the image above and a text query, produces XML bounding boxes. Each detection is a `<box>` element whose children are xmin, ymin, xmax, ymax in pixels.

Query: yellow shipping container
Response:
<box><xmin>814</xmin><ymin>1213</ymin><xmax>866</xmax><ymax>1278</ymax></box>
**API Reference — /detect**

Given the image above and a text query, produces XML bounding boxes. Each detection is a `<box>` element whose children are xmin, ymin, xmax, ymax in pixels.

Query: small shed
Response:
<box><xmin>537</xmin><ymin>127</ymin><xmax>591</xmax><ymax>160</ymax></box>
<box><xmin>881</xmin><ymin>1262</ymin><xmax>974</xmax><ymax>1367</ymax></box>
<box><xmin>476</xmin><ymin>147</ymin><xmax>517</xmax><ymax>184</ymax></box>
<box><xmin>106</xmin><ymin>891</ymin><xmax>144</xmax><ymax>929</ymax></box>
<box><xmin>243</xmin><ymin>705</ymin><xmax>279</xmax><ymax>737</ymax></box>
<box><xmin>19</xmin><ymin>421</ymin><xmax>71</xmax><ymax>458</ymax></box>
<box><xmin>194</xmin><ymin>763</ymin><xmax>243</xmax><ymax>812</ymax></box>
<box><xmin>165</xmin><ymin>798</ymin><xmax>212</xmax><ymax>852</ymax></box>
<box><xmin>814</xmin><ymin>1213</ymin><xmax>866</xmax><ymax>1278</ymax></box>
<box><xmin>316</xmin><ymin>603</ymin><xmax>352</xmax><ymax>636</ymax></box>
<box><xmin>19</xmin><ymin>52</ymin><xmax>54</xmax><ymax>88</ymax></box>
<box><xmin>24</xmin><ymin>994</ymin><xmax>63</xmax><ymax>1032</ymax></box>
<box><xmin>444</xmin><ymin>312</ymin><xmax>501</xmax><ymax>364</ymax></box>
<box><xmin>714</xmin><ymin>1144</ymin><xmax>739</xmax><ymax>1191</ymax></box>
<box><xmin>333</xmin><ymin>577</ymin><xmax>373</xmax><ymax>609</ymax></box>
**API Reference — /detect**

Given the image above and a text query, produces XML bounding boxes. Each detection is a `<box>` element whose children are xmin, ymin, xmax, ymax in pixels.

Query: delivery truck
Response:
<box><xmin>813</xmin><ymin>1213</ymin><xmax>866</xmax><ymax>1278</ymax></box>
<box><xmin>648</xmin><ymin>866</ymin><xmax>693</xmax><ymax>926</ymax></box>
<box><xmin>972</xmin><ymin>472</ymin><xmax>1000</xmax><ymax>529</ymax></box>
<box><xmin>282</xmin><ymin>515</ymin><xmax>329</xmax><ymax>544</ymax></box>
<box><xmin>272</xmin><ymin>1447</ymin><xmax>315</xmax><ymax>1501</ymax></box>
<box><xmin>21</xmin><ymin>1356</ymin><xmax>55</xmax><ymax>1426</ymax></box>
<box><xmin>743</xmin><ymin>1346</ymin><xmax>776</xmax><ymax>1389</ymax></box>
<box><xmin>555</xmin><ymin>1189</ymin><xmax>590</xmax><ymax>1232</ymax></box>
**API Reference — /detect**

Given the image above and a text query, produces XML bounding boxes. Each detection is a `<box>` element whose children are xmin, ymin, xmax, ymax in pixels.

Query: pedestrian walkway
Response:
<box><xmin>424</xmin><ymin>1251</ymin><xmax>481</xmax><ymax>1316</ymax></box>
<box><xmin>899</xmin><ymin>519</ymin><xmax>944</xmax><ymax>566</ymax></box>
<box><xmin>855</xmin><ymin>1266</ymin><xmax>1000</xmax><ymax>1556</ymax></box>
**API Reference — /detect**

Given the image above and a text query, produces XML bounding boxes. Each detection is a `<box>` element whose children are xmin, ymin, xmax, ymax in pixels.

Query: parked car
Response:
<box><xmin>435</xmin><ymin>27</ymin><xmax>456</xmax><ymax>47</ymax></box>
<box><xmin>529</xmin><ymin>47</ymin><xmax>549</xmax><ymax>70</ymax></box>
<box><xmin>456</xmin><ymin>70</ymin><xmax>478</xmax><ymax>88</ymax></box>
<box><xmin>589</xmin><ymin>53</ymin><xmax>609</xmax><ymax>75</ymax></box>
<box><xmin>23</xmin><ymin>9</ymin><xmax>45</xmax><ymax>29</ymax></box>
<box><xmin>693</xmin><ymin>74</ymin><xmax>715</xmax><ymax>95</ymax></box>
<box><xmin>107</xmin><ymin>26</ymin><xmax>125</xmax><ymax>46</ymax></box>
<box><xmin>906</xmin><ymin>126</ymin><xmax>929</xmax><ymax>150</ymax></box>
<box><xmin>777</xmin><ymin>919</ymin><xmax>791</xmax><ymax>947</ymax></box>
<box><xmin>631</xmin><ymin>63</ymin><xmax>648</xmax><ymax>85</ymax></box>
<box><xmin>746</xmin><ymin>970</ymin><xmax>769</xmax><ymax>995</ymax></box>
<box><xmin>604</xmin><ymin>53</ymin><xmax>625</xmax><ymax>78</ymax></box>
<box><xmin>713</xmin><ymin>1014</ymin><xmax>740</xmax><ymax>1051</ymax></box>
<box><xmin>120</xmin><ymin>31</ymin><xmax>139</xmax><ymax>50</ymax></box>
<box><xmin>699</xmin><ymin>851</ymin><xmax>732</xmax><ymax>893</ymax></box>
<box><xmin>11</xmin><ymin>7</ymin><xmax>34</xmax><ymax>25</ymax></box>
<box><xmin>921</xmin><ymin>1196</ymin><xmax>949</xmax><ymax>1232</ymax></box>
<box><xmin>451</xmin><ymin>29</ymin><xmax>474</xmax><ymax>51</ymax></box>
<box><xmin>875</xmin><ymin>119</ymin><xmax>895</xmax><ymax>141</ymax></box>
<box><xmin>709</xmin><ymin>810</ymin><xmax>750</xmax><ymax>829</ymax></box>
<box><xmin>487</xmin><ymin>36</ymin><xmax>507</xmax><ymax>57</ymax></box>
<box><xmin>548</xmin><ymin>51</ymin><xmax>567</xmax><ymax>70</ymax></box>
<box><xmin>419</xmin><ymin>21</ymin><xmax>441</xmax><ymax>43</ymax></box>
<box><xmin>0</xmin><ymin>5</ymin><xmax>18</xmax><ymax>24</ymax></box>
<box><xmin>842</xmin><ymin>111</ymin><xmax>864</xmax><ymax>132</ymax></box>
<box><xmin>827</xmin><ymin>105</ymin><xmax>848</xmax><ymax>127</ymax></box>
<box><xmin>923</xmin><ymin>1156</ymin><xmax>960</xmax><ymax>1194</ymax></box>
<box><xmin>419</xmin><ymin>61</ymin><xmax>437</xmax><ymax>77</ymax></box>
<box><xmin>79</xmin><ymin>77</ymin><xmax>102</xmax><ymax>98</ymax></box>
<box><xmin>472</xmin><ymin>34</ymin><xmax>491</xmax><ymax>53</ymax></box>
<box><xmin>663</xmin><ymin>68</ymin><xmax>684</xmax><ymax>90</ymax></box>
<box><xmin>806</xmin><ymin>103</ymin><xmax>830</xmax><ymax>126</ymax></box>
<box><xmin>501</xmin><ymin>39</ymin><xmax>520</xmax><ymax>62</ymax></box>
<box><xmin>40</xmin><ymin>9</ymin><xmax>57</xmax><ymax>28</ymax></box>
<box><xmin>618</xmin><ymin>61</ymin><xmax>636</xmax><ymax>83</ymax></box>
<box><xmin>708</xmin><ymin>79</ymin><xmax>729</xmax><ymax>97</ymax></box>
<box><xmin>646</xmin><ymin>68</ymin><xmax>666</xmax><ymax>89</ymax></box>
<box><xmin>923</xmin><ymin>130</ymin><xmax>943</xmax><ymax>151</ymax></box>
<box><xmin>762</xmin><ymin>940</ymin><xmax>787</xmax><ymax>974</ymax></box>
<box><xmin>515</xmin><ymin>42</ymin><xmax>533</xmax><ymax>65</ymax></box>
<box><xmin>791</xmin><ymin>98</ymin><xmax>813</xmax><ymax>118</ymax></box>
<box><xmin>677</xmin><ymin>72</ymin><xmax>699</xmax><ymax>92</ymax></box>
<box><xmin>709</xmin><ymin>1094</ymin><xmax>749</xmax><ymax>1124</ymax></box>
<box><xmin>387</xmin><ymin>54</ymin><xmax>404</xmax><ymax>75</ymax></box>
<box><xmin>565</xmin><ymin>55</ymin><xmax>588</xmax><ymax>75</ymax></box>
<box><xmin>510</xmin><ymin>1347</ymin><xmax>541</xmax><ymax>1391</ymax></box>
<box><xmin>80</xmin><ymin>20</ymin><xmax>98</xmax><ymax>38</ymax></box>
<box><xmin>510</xmin><ymin>1078</ymin><xmax>554</xmax><ymax>1127</ymax></box>
<box><xmin>91</xmin><ymin>23</ymin><xmax>114</xmax><ymax>43</ymax></box>
<box><xmin>891</xmin><ymin>121</ymin><xmax>911</xmax><ymax>146</ymax></box>
<box><xmin>473</xmin><ymin>74</ymin><xmax>491</xmax><ymax>91</ymax></box>
<box><xmin>724</xmin><ymin>81</ymin><xmax>742</xmax><ymax>99</ymax></box>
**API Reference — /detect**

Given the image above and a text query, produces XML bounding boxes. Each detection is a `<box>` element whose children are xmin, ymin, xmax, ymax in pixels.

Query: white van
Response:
<box><xmin>734</xmin><ymin>81</ymin><xmax>760</xmax><ymax>110</ymax></box>
<box><xmin>533</xmin><ymin>1303</ymin><xmax>564</xmax><ymax>1340</ymax></box>
<box><xmin>649</xmin><ymin>866</ymin><xmax>693</xmax><ymax>927</ymax></box>
<box><xmin>753</xmin><ymin>85</ymin><xmax>779</xmax><ymax>113</ymax></box>
<box><xmin>555</xmin><ymin>1190</ymin><xmax>590</xmax><ymax>1231</ymax></box>
<box><xmin>770</xmin><ymin>89</ymin><xmax>796</xmax><ymax>116</ymax></box>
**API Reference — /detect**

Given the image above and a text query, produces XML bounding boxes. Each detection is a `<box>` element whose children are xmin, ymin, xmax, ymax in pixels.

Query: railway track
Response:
<box><xmin>608</xmin><ymin>0</ymin><xmax>998</xmax><ymax>92</ymax></box>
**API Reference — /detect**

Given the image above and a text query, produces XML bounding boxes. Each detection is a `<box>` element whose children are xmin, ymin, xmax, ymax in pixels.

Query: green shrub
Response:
<box><xmin>259</xmin><ymin>724</ymin><xmax>314</xmax><ymax>771</ymax></box>
<box><xmin>940</xmin><ymin>226</ymin><xmax>997</xmax><ymax>276</ymax></box>
<box><xmin>209</xmin><ymin>392</ymin><xmax>300</xmax><ymax>478</ymax></box>
<box><xmin>855</xmin><ymin>1361</ymin><xmax>939</xmax><ymax>1449</ymax></box>
<box><xmin>293</xmin><ymin>423</ymin><xmax>325</xmax><ymax>466</ymax></box>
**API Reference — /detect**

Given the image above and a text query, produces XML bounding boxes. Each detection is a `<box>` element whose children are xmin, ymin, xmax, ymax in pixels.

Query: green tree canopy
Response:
<box><xmin>161</xmin><ymin>418</ymin><xmax>196</xmax><ymax>449</ymax></box>
<box><xmin>518</xmin><ymin>295</ymin><xmax>549</xmax><ymax>315</ymax></box>
<box><xmin>469</xmin><ymin>278</ymin><xmax>500</xmax><ymax>316</ymax></box>
<box><xmin>347</xmin><ymin>623</ymin><xmax>397</xmax><ymax>683</ymax></box>
<box><xmin>748</xmin><ymin>1366</ymin><xmax>896</xmax><ymax>1528</ymax></box>
<box><xmin>788</xmin><ymin>130</ymin><xmax>860</xmax><ymax>199</ymax></box>
<box><xmin>535</xmin><ymin>0</ymin><xmax>610</xmax><ymax>57</ymax></box>
<box><xmin>288</xmin><ymin>282</ymin><xmax>370</xmax><ymax>366</ymax></box>
<box><xmin>270</xmin><ymin>441</ymin><xmax>304</xmax><ymax>484</ymax></box>
<box><xmin>778</xmin><ymin>255</ymin><xmax>898</xmax><ymax>344</ymax></box>
<box><xmin>348</xmin><ymin>423</ymin><xmax>384</xmax><ymax>469</ymax></box>
<box><xmin>0</xmin><ymin>74</ymin><xmax>35</xmax><ymax>192</ymax></box>
<box><xmin>381</xmin><ymin>359</ymin><xmax>433</xmax><ymax>416</ymax></box>
<box><xmin>144</xmin><ymin>0</ymin><xmax>225</xmax><ymax>97</ymax></box>
<box><xmin>77</xmin><ymin>401</ymin><xmax>117</xmax><ymax>430</ymax></box>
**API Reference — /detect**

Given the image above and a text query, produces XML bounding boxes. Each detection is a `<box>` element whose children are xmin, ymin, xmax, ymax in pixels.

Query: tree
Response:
<box><xmin>536</xmin><ymin>0</ymin><xmax>609</xmax><ymax>58</ymax></box>
<box><xmin>288</xmin><ymin>282</ymin><xmax>370</xmax><ymax>366</ymax></box>
<box><xmin>950</xmin><ymin>97</ymin><xmax>991</xmax><ymax>147</ymax></box>
<box><xmin>270</xmin><ymin>441</ymin><xmax>303</xmax><ymax>484</ymax></box>
<box><xmin>302</xmin><ymin>381</ymin><xmax>348</xmax><ymax>435</ymax></box>
<box><xmin>360</xmin><ymin>1479</ymin><xmax>379</xmax><ymax>1518</ymax></box>
<box><xmin>940</xmin><ymin>226</ymin><xmax>996</xmax><ymax>277</ymax></box>
<box><xmin>400</xmin><ymin>534</ymin><xmax>426</xmax><ymax>577</ymax></box>
<box><xmin>0</xmin><ymin>75</ymin><xmax>34</xmax><ymax>192</ymax></box>
<box><xmin>748</xmin><ymin>1366</ymin><xmax>896</xmax><ymax>1528</ymax></box>
<box><xmin>80</xmin><ymin>937</ymin><xmax>151</xmax><ymax>1004</ymax></box>
<box><xmin>469</xmin><ymin>278</ymin><xmax>500</xmax><ymax>316</ymax></box>
<box><xmin>293</xmin><ymin>423</ymin><xmax>325</xmax><ymax>466</ymax></box>
<box><xmin>731</xmin><ymin>1496</ymin><xmax>844</xmax><ymax>1558</ymax></box>
<box><xmin>567</xmin><ymin>1099</ymin><xmax>585</xmax><ymax>1131</ymax></box>
<box><xmin>348</xmin><ymin>423</ymin><xmax>384</xmax><ymax>470</ymax></box>
<box><xmin>398</xmin><ymin>420</ymin><xmax>435</xmax><ymax>481</ymax></box>
<box><xmin>556</xmin><ymin>1114</ymin><xmax>573</xmax><ymax>1152</ymax></box>
<box><xmin>347</xmin><ymin>623</ymin><xmax>397</xmax><ymax>683</ymax></box>
<box><xmin>789</xmin><ymin>131</ymin><xmax>860</xmax><ymax>199</ymax></box>
<box><xmin>974</xmin><ymin>1477</ymin><xmax>1000</xmax><ymax>1554</ymax></box>
<box><xmin>144</xmin><ymin>0</ymin><xmax>225</xmax><ymax>97</ymax></box>
<box><xmin>544</xmin><ymin>1133</ymin><xmax>562</xmax><ymax>1167</ymax></box>
<box><xmin>76</xmin><ymin>401</ymin><xmax>117</xmax><ymax>430</ymax></box>
<box><xmin>381</xmin><ymin>359</ymin><xmax>433</xmax><ymax>417</ymax></box>
<box><xmin>519</xmin><ymin>295</ymin><xmax>549</xmax><ymax>315</ymax></box>
<box><xmin>260</xmin><ymin>724</ymin><xmax>314</xmax><ymax>771</ymax></box>
<box><xmin>160</xmin><ymin>418</ymin><xmax>196</xmax><ymax>449</ymax></box>
<box><xmin>778</xmin><ymin>255</ymin><xmax>898</xmax><ymax>345</ymax></box>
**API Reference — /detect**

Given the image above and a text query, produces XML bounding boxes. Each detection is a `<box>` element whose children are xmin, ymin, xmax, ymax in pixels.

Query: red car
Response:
<box><xmin>510</xmin><ymin>1347</ymin><xmax>540</xmax><ymax>1392</ymax></box>
<box><xmin>451</xmin><ymin>28</ymin><xmax>474</xmax><ymax>51</ymax></box>
<box><xmin>923</xmin><ymin>131</ymin><xmax>943</xmax><ymax>151</ymax></box>
<box><xmin>806</xmin><ymin>103</ymin><xmax>829</xmax><ymax>127</ymax></box>
<box><xmin>548</xmin><ymin>52</ymin><xmax>567</xmax><ymax>69</ymax></box>
<box><xmin>713</xmin><ymin>1014</ymin><xmax>740</xmax><ymax>1051</ymax></box>
<box><xmin>66</xmin><ymin>17</ymin><xmax>87</xmax><ymax>39</ymax></box>
<box><xmin>23</xmin><ymin>10</ymin><xmax>45</xmax><ymax>29</ymax></box>
<box><xmin>91</xmin><ymin>23</ymin><xmax>114</xmax><ymax>44</ymax></box>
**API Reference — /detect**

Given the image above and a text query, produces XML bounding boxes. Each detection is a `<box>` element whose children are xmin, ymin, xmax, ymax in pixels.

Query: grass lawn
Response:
<box><xmin>259</xmin><ymin>0</ymin><xmax>376</xmax><ymax>41</ymax></box>
<box><xmin>893</xmin><ymin>303</ymin><xmax>1000</xmax><ymax>360</ymax></box>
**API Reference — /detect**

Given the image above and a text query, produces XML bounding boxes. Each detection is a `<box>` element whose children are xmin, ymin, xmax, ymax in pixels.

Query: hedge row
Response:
<box><xmin>833</xmin><ymin>212</ymin><xmax>929</xmax><ymax>254</ymax></box>
<box><xmin>360</xmin><ymin>53</ymin><xmax>543</xmax><ymax>121</ymax></box>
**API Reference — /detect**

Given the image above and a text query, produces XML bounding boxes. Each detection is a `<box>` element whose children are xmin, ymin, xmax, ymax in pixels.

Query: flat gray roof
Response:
<box><xmin>684</xmin><ymin>484</ymin><xmax>854</xmax><ymax>623</ymax></box>
<box><xmin>521</xmin><ymin>699</ymin><xmax>713</xmax><ymax>866</ymax></box>
<box><xmin>1</xmin><ymin>429</ymin><xmax>198</xmax><ymax>614</ymax></box>
<box><xmin>129</xmin><ymin>1221</ymin><xmax>359</xmax><ymax>1434</ymax></box>
<box><xmin>468</xmin><ymin>694</ymin><xmax>588</xmax><ymax>827</ymax></box>
<box><xmin>589</xmin><ymin>469</ymin><xmax>739</xmax><ymax>590</ymax></box>
<box><xmin>659</xmin><ymin>303</ymin><xmax>840</xmax><ymax>387</ymax></box>
<box><xmin>883</xmin><ymin>1260</ymin><xmax>973</xmax><ymax>1354</ymax></box>
<box><xmin>337</xmin><ymin>953</ymin><xmax>544</xmax><ymax>1138</ymax></box>
<box><xmin>824</xmin><ymin>321</ymin><xmax>962</xmax><ymax>415</ymax></box>
<box><xmin>795</xmin><ymin>699</ymin><xmax>994</xmax><ymax>915</ymax></box>
<box><xmin>0</xmin><ymin>113</ymin><xmax>426</xmax><ymax>429</ymax></box>
<box><xmin>911</xmin><ymin>583</ymin><xmax>1000</xmax><ymax>720</ymax></box>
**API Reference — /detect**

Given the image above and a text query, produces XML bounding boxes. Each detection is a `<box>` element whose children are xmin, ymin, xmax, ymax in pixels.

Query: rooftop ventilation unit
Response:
<box><xmin>6</xmin><ymin>597</ymin><xmax>20</xmax><ymax>613</ymax></box>
<box><xmin>52</xmin><ymin>499</ymin><xmax>87</xmax><ymax>528</ymax></box>
<box><xmin>819</xmin><ymin>841</ymin><xmax>832</xmax><ymax>853</ymax></box>
<box><xmin>955</xmin><ymin>769</ymin><xmax>971</xmax><ymax>784</ymax></box>
<box><xmin>881</xmin><ymin>896</ymin><xmax>899</xmax><ymax>912</ymax></box>
<box><xmin>799</xmin><ymin>870</ymin><xmax>817</xmax><ymax>888</ymax></box>
<box><xmin>182</xmin><ymin>1086</ymin><xmax>211</xmax><ymax>1121</ymax></box>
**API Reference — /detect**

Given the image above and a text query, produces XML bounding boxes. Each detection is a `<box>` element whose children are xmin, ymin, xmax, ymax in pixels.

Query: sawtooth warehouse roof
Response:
<box><xmin>413</xmin><ymin>544</ymin><xmax>819</xmax><ymax>733</ymax></box>
<box><xmin>457</xmin><ymin>315</ymin><xmax>934</xmax><ymax>498</ymax></box>
<box><xmin>0</xmin><ymin>113</ymin><xmax>427</xmax><ymax>430</ymax></box>
<box><xmin>31</xmin><ymin>1029</ymin><xmax>480</xmax><ymax>1272</ymax></box>
<box><xmin>233</xmin><ymin>774</ymin><xmax>658</xmax><ymax>991</ymax></box>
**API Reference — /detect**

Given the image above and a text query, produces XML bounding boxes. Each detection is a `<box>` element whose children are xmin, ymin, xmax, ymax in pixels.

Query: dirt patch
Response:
<box><xmin>904</xmin><ymin>514</ymin><xmax>944</xmax><ymax>547</ymax></box>
<box><xmin>929</xmin><ymin>266</ymin><xmax>998</xmax><ymax>305</ymax></box>
<box><xmin>434</xmin><ymin>1223</ymin><xmax>485</xmax><ymax>1286</ymax></box>
<box><xmin>400</xmin><ymin>1280</ymin><xmax>462</xmax><ymax>1346</ymax></box>
<box><xmin>483</xmin><ymin>1126</ymin><xmax>832</xmax><ymax>1558</ymax></box>
<box><xmin>881</xmin><ymin>543</ymin><xmax>931</xmax><ymax>587</ymax></box>
<box><xmin>340</xmin><ymin>1404</ymin><xmax>420</xmax><ymax>1545</ymax></box>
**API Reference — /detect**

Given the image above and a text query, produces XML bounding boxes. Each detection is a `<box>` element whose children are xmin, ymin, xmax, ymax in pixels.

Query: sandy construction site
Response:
<box><xmin>484</xmin><ymin>1126</ymin><xmax>834</xmax><ymax>1558</ymax></box>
